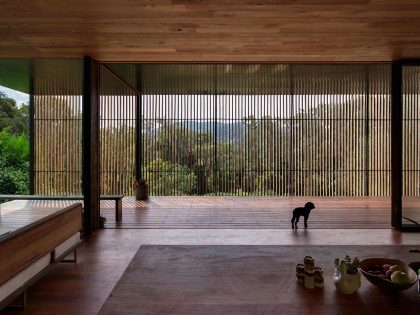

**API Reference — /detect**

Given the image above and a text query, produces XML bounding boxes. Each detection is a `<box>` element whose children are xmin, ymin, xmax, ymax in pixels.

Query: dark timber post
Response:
<box><xmin>29</xmin><ymin>60</ymin><xmax>35</xmax><ymax>194</ymax></box>
<box><xmin>391</xmin><ymin>61</ymin><xmax>402</xmax><ymax>230</ymax></box>
<box><xmin>135</xmin><ymin>65</ymin><xmax>142</xmax><ymax>181</ymax></box>
<box><xmin>364</xmin><ymin>65</ymin><xmax>370</xmax><ymax>196</ymax></box>
<box><xmin>82</xmin><ymin>57</ymin><xmax>100</xmax><ymax>234</ymax></box>
<box><xmin>213</xmin><ymin>65</ymin><xmax>218</xmax><ymax>195</ymax></box>
<box><xmin>289</xmin><ymin>65</ymin><xmax>294</xmax><ymax>196</ymax></box>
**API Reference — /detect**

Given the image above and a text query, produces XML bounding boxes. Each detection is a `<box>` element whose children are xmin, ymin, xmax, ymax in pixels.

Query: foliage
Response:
<box><xmin>0</xmin><ymin>91</ymin><xmax>30</xmax><ymax>195</ymax></box>
<box><xmin>0</xmin><ymin>92</ymin><xmax>29</xmax><ymax>135</ymax></box>
<box><xmin>207</xmin><ymin>170</ymin><xmax>236</xmax><ymax>194</ymax></box>
<box><xmin>334</xmin><ymin>256</ymin><xmax>360</xmax><ymax>275</ymax></box>
<box><xmin>0</xmin><ymin>129</ymin><xmax>29</xmax><ymax>194</ymax></box>
<box><xmin>0</xmin><ymin>87</ymin><xmax>390</xmax><ymax>197</ymax></box>
<box><xmin>140</xmin><ymin>95</ymin><xmax>372</xmax><ymax>196</ymax></box>
<box><xmin>256</xmin><ymin>171</ymin><xmax>281</xmax><ymax>194</ymax></box>
<box><xmin>144</xmin><ymin>159</ymin><xmax>196</xmax><ymax>196</ymax></box>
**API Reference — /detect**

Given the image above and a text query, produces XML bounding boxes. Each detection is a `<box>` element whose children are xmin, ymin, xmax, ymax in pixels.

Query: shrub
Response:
<box><xmin>0</xmin><ymin>129</ymin><xmax>29</xmax><ymax>194</ymax></box>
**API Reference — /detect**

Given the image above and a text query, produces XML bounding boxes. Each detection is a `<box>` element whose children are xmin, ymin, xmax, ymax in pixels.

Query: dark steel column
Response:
<box><xmin>135</xmin><ymin>65</ymin><xmax>142</xmax><ymax>181</ymax></box>
<box><xmin>364</xmin><ymin>65</ymin><xmax>370</xmax><ymax>196</ymax></box>
<box><xmin>289</xmin><ymin>65</ymin><xmax>294</xmax><ymax>196</ymax></box>
<box><xmin>29</xmin><ymin>60</ymin><xmax>35</xmax><ymax>194</ymax></box>
<box><xmin>213</xmin><ymin>65</ymin><xmax>218</xmax><ymax>195</ymax></box>
<box><xmin>391</xmin><ymin>61</ymin><xmax>402</xmax><ymax>230</ymax></box>
<box><xmin>82</xmin><ymin>56</ymin><xmax>100</xmax><ymax>234</ymax></box>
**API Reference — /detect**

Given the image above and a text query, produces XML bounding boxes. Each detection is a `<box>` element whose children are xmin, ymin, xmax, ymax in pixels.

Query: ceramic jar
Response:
<box><xmin>333</xmin><ymin>259</ymin><xmax>361</xmax><ymax>294</ymax></box>
<box><xmin>135</xmin><ymin>183</ymin><xmax>149</xmax><ymax>200</ymax></box>
<box><xmin>296</xmin><ymin>264</ymin><xmax>305</xmax><ymax>284</ymax></box>
<box><xmin>304</xmin><ymin>269</ymin><xmax>315</xmax><ymax>289</ymax></box>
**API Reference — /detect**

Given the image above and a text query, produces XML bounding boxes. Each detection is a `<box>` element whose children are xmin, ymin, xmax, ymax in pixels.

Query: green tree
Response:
<box><xmin>0</xmin><ymin>129</ymin><xmax>29</xmax><ymax>194</ymax></box>
<box><xmin>240</xmin><ymin>115</ymin><xmax>288</xmax><ymax>195</ymax></box>
<box><xmin>0</xmin><ymin>92</ymin><xmax>28</xmax><ymax>135</ymax></box>
<box><xmin>35</xmin><ymin>96</ymin><xmax>82</xmax><ymax>194</ymax></box>
<box><xmin>144</xmin><ymin>158</ymin><xmax>196</xmax><ymax>195</ymax></box>
<box><xmin>0</xmin><ymin>92</ymin><xmax>29</xmax><ymax>195</ymax></box>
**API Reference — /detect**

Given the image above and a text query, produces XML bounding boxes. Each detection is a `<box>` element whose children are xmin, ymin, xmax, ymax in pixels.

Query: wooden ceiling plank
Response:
<box><xmin>1</xmin><ymin>0</ymin><xmax>420</xmax><ymax>61</ymax></box>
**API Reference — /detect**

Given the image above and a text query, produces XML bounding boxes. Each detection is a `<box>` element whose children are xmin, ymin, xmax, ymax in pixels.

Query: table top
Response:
<box><xmin>0</xmin><ymin>200</ymin><xmax>82</xmax><ymax>242</ymax></box>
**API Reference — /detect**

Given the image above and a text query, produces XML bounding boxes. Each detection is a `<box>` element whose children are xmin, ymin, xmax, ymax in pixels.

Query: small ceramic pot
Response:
<box><xmin>135</xmin><ymin>185</ymin><xmax>149</xmax><ymax>200</ymax></box>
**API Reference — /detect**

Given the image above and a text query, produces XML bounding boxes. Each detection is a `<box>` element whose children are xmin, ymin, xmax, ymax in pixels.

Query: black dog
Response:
<box><xmin>291</xmin><ymin>202</ymin><xmax>315</xmax><ymax>229</ymax></box>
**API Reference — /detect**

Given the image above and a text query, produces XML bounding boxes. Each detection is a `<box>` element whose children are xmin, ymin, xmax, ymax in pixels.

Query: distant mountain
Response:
<box><xmin>145</xmin><ymin>120</ymin><xmax>288</xmax><ymax>143</ymax></box>
<box><xmin>182</xmin><ymin>120</ymin><xmax>246</xmax><ymax>143</ymax></box>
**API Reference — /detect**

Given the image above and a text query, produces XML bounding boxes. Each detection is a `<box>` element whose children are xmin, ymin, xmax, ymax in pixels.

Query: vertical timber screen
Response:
<box><xmin>291</xmin><ymin>65</ymin><xmax>368</xmax><ymax>196</ymax></box>
<box><xmin>33</xmin><ymin>63</ymin><xmax>394</xmax><ymax>197</ymax></box>
<box><xmin>33</xmin><ymin>63</ymin><xmax>392</xmax><ymax>197</ymax></box>
<box><xmin>140</xmin><ymin>64</ymin><xmax>215</xmax><ymax>195</ymax></box>
<box><xmin>402</xmin><ymin>66</ymin><xmax>420</xmax><ymax>197</ymax></box>
<box><xmin>402</xmin><ymin>64</ymin><xmax>420</xmax><ymax>227</ymax></box>
<box><xmin>290</xmin><ymin>65</ymin><xmax>390</xmax><ymax>196</ymax></box>
<box><xmin>213</xmin><ymin>64</ymin><xmax>291</xmax><ymax>195</ymax></box>
<box><xmin>34</xmin><ymin>60</ymin><xmax>83</xmax><ymax>195</ymax></box>
<box><xmin>99</xmin><ymin>65</ymin><xmax>136</xmax><ymax>195</ymax></box>
<box><xmin>136</xmin><ymin>64</ymin><xmax>391</xmax><ymax>197</ymax></box>
<box><xmin>369</xmin><ymin>65</ymin><xmax>391</xmax><ymax>196</ymax></box>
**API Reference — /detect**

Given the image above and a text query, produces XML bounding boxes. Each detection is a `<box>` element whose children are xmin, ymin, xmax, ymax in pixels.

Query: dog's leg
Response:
<box><xmin>295</xmin><ymin>216</ymin><xmax>299</xmax><ymax>228</ymax></box>
<box><xmin>291</xmin><ymin>216</ymin><xmax>295</xmax><ymax>229</ymax></box>
<box><xmin>304</xmin><ymin>216</ymin><xmax>308</xmax><ymax>228</ymax></box>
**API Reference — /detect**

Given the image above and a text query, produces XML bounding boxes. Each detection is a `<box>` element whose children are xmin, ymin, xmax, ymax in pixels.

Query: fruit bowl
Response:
<box><xmin>359</xmin><ymin>258</ymin><xmax>417</xmax><ymax>292</ymax></box>
<box><xmin>408</xmin><ymin>261</ymin><xmax>420</xmax><ymax>274</ymax></box>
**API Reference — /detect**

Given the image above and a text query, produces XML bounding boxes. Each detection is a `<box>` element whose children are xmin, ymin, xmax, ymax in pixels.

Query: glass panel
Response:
<box><xmin>33</xmin><ymin>59</ymin><xmax>83</xmax><ymax>195</ymax></box>
<box><xmin>103</xmin><ymin>63</ymin><xmax>392</xmax><ymax>197</ymax></box>
<box><xmin>0</xmin><ymin>59</ymin><xmax>30</xmax><ymax>197</ymax></box>
<box><xmin>100</xmin><ymin>64</ymin><xmax>136</xmax><ymax>195</ymax></box>
<box><xmin>402</xmin><ymin>65</ymin><xmax>420</xmax><ymax>228</ymax></box>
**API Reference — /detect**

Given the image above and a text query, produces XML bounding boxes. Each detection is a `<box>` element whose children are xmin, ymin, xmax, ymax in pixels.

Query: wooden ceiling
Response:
<box><xmin>1</xmin><ymin>0</ymin><xmax>420</xmax><ymax>62</ymax></box>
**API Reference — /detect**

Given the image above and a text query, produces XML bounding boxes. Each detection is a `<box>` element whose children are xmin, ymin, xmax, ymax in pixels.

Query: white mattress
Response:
<box><xmin>54</xmin><ymin>232</ymin><xmax>81</xmax><ymax>260</ymax></box>
<box><xmin>0</xmin><ymin>253</ymin><xmax>50</xmax><ymax>302</ymax></box>
<box><xmin>0</xmin><ymin>232</ymin><xmax>81</xmax><ymax>304</ymax></box>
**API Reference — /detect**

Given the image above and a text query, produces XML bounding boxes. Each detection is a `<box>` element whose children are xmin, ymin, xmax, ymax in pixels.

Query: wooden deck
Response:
<box><xmin>102</xmin><ymin>196</ymin><xmax>420</xmax><ymax>229</ymax></box>
<box><xmin>13</xmin><ymin>196</ymin><xmax>419</xmax><ymax>229</ymax></box>
<box><xmin>2</xmin><ymin>196</ymin><xmax>420</xmax><ymax>229</ymax></box>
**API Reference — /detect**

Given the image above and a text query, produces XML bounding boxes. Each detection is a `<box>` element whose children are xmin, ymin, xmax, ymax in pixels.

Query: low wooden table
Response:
<box><xmin>0</xmin><ymin>194</ymin><xmax>123</xmax><ymax>222</ymax></box>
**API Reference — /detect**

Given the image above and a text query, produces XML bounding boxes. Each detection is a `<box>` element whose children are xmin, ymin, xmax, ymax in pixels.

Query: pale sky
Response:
<box><xmin>0</xmin><ymin>85</ymin><xmax>29</xmax><ymax>107</ymax></box>
<box><xmin>0</xmin><ymin>85</ymin><xmax>376</xmax><ymax>122</ymax></box>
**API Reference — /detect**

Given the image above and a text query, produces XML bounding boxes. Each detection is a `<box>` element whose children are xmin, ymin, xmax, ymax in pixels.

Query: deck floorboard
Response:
<box><xmin>6</xmin><ymin>196</ymin><xmax>419</xmax><ymax>229</ymax></box>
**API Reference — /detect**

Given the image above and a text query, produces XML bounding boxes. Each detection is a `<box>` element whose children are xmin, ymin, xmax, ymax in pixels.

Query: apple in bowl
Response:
<box><xmin>359</xmin><ymin>258</ymin><xmax>417</xmax><ymax>292</ymax></box>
